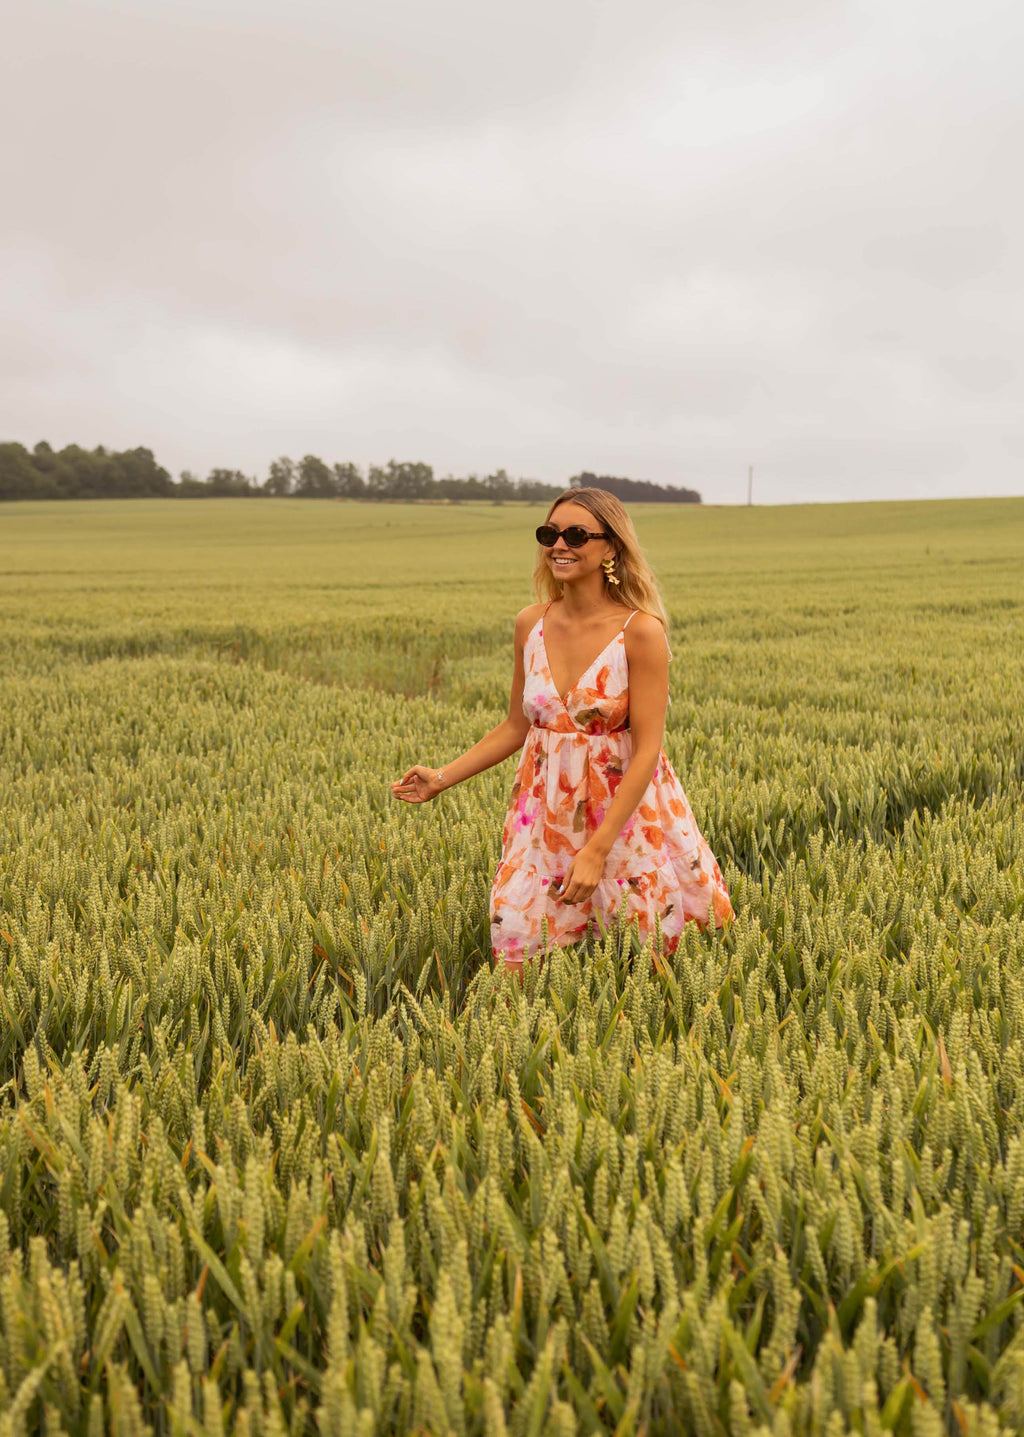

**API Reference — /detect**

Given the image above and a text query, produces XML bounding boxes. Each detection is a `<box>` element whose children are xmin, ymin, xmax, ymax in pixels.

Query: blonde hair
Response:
<box><xmin>533</xmin><ymin>487</ymin><xmax>671</xmax><ymax>635</ymax></box>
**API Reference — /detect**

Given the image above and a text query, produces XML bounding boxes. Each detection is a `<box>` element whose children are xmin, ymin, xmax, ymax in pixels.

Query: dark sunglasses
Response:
<box><xmin>536</xmin><ymin>523</ymin><xmax>610</xmax><ymax>549</ymax></box>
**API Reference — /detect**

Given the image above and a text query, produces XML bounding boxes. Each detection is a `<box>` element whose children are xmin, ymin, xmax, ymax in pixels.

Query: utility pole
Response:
<box><xmin>747</xmin><ymin>465</ymin><xmax>753</xmax><ymax>506</ymax></box>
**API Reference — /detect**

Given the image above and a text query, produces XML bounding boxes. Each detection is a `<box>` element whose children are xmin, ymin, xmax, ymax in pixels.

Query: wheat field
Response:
<box><xmin>1</xmin><ymin>496</ymin><xmax>1023</xmax><ymax>1435</ymax></box>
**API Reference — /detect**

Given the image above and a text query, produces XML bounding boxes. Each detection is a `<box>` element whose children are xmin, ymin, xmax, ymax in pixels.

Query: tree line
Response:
<box><xmin>0</xmin><ymin>441</ymin><xmax>701</xmax><ymax>504</ymax></box>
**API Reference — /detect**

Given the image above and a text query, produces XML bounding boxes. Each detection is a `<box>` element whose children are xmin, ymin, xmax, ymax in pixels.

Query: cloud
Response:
<box><xmin>1</xmin><ymin>0</ymin><xmax>1022</xmax><ymax>501</ymax></box>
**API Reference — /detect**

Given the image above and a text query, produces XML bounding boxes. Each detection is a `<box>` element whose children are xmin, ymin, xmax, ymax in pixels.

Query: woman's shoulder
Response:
<box><xmin>623</xmin><ymin>610</ymin><xmax>668</xmax><ymax>655</ymax></box>
<box><xmin>623</xmin><ymin>609</ymin><xmax>664</xmax><ymax>638</ymax></box>
<box><xmin>513</xmin><ymin>602</ymin><xmax>547</xmax><ymax>643</ymax></box>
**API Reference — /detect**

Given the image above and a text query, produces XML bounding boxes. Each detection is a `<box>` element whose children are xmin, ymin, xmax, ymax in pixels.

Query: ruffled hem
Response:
<box><xmin>490</xmin><ymin>844</ymin><xmax>733</xmax><ymax>962</ymax></box>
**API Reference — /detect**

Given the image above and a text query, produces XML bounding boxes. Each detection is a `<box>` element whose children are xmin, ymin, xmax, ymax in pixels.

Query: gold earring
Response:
<box><xmin>602</xmin><ymin>556</ymin><xmax>620</xmax><ymax>585</ymax></box>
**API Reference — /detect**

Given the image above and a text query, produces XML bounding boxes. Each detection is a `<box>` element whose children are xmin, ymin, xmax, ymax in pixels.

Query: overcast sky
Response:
<box><xmin>2</xmin><ymin>0</ymin><xmax>1022</xmax><ymax>504</ymax></box>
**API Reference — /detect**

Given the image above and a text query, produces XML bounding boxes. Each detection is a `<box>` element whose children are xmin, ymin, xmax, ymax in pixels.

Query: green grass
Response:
<box><xmin>1</xmin><ymin>497</ymin><xmax>1023</xmax><ymax>1435</ymax></box>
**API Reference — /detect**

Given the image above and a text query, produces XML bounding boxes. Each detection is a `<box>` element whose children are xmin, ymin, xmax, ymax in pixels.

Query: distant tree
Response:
<box><xmin>264</xmin><ymin>457</ymin><xmax>296</xmax><ymax>495</ymax></box>
<box><xmin>294</xmin><ymin>454</ymin><xmax>338</xmax><ymax>498</ymax></box>
<box><xmin>517</xmin><ymin>479</ymin><xmax>564</xmax><ymax>503</ymax></box>
<box><xmin>0</xmin><ymin>442</ymin><xmax>41</xmax><ymax>499</ymax></box>
<box><xmin>3</xmin><ymin>440</ymin><xmax>636</xmax><ymax>506</ymax></box>
<box><xmin>177</xmin><ymin>471</ymin><xmax>206</xmax><ymax>496</ymax></box>
<box><xmin>570</xmin><ymin>472</ymin><xmax>701</xmax><ymax>504</ymax></box>
<box><xmin>333</xmin><ymin>461</ymin><xmax>366</xmax><ymax>498</ymax></box>
<box><xmin>366</xmin><ymin>464</ymin><xmax>388</xmax><ymax>499</ymax></box>
<box><xmin>0</xmin><ymin>441</ymin><xmax>173</xmax><ymax>499</ymax></box>
<box><xmin>368</xmin><ymin>460</ymin><xmax>434</xmax><ymax>500</ymax></box>
<box><xmin>484</xmin><ymin>468</ymin><xmax>517</xmax><ymax>503</ymax></box>
<box><xmin>32</xmin><ymin>440</ymin><xmax>56</xmax><ymax>471</ymax></box>
<box><xmin>206</xmin><ymin>468</ymin><xmax>260</xmax><ymax>496</ymax></box>
<box><xmin>436</xmin><ymin>473</ymin><xmax>487</xmax><ymax>501</ymax></box>
<box><xmin>116</xmin><ymin>447</ymin><xmax>175</xmax><ymax>497</ymax></box>
<box><xmin>171</xmin><ymin>468</ymin><xmax>260</xmax><ymax>497</ymax></box>
<box><xmin>56</xmin><ymin>444</ymin><xmax>107</xmax><ymax>497</ymax></box>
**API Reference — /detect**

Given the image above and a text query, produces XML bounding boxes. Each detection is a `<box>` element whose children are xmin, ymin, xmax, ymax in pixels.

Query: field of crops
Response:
<box><xmin>1</xmin><ymin>495</ymin><xmax>1023</xmax><ymax>1436</ymax></box>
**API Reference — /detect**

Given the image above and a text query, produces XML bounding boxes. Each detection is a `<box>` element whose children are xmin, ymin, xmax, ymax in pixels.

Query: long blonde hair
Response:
<box><xmin>533</xmin><ymin>487</ymin><xmax>670</xmax><ymax>635</ymax></box>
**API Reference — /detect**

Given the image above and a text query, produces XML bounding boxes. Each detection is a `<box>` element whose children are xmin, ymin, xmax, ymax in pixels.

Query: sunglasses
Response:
<box><xmin>535</xmin><ymin>523</ymin><xmax>610</xmax><ymax>549</ymax></box>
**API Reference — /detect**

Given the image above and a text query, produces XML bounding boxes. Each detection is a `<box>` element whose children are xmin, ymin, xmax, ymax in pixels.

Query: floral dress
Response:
<box><xmin>490</xmin><ymin>607</ymin><xmax>733</xmax><ymax>965</ymax></box>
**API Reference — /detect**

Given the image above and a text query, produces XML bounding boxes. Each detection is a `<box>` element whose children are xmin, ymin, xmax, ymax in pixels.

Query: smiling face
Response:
<box><xmin>540</xmin><ymin>500</ymin><xmax>616</xmax><ymax>586</ymax></box>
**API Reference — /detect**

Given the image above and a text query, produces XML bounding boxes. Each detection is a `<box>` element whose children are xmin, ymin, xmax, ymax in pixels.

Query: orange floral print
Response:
<box><xmin>490</xmin><ymin>608</ymin><xmax>734</xmax><ymax>965</ymax></box>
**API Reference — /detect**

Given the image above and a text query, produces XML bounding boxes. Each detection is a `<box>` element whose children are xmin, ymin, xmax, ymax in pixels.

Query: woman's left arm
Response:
<box><xmin>557</xmin><ymin>614</ymin><xmax>669</xmax><ymax>907</ymax></box>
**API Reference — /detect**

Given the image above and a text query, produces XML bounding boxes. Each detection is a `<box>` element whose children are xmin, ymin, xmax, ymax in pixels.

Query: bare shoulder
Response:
<box><xmin>623</xmin><ymin>611</ymin><xmax>668</xmax><ymax>659</ymax></box>
<box><xmin>514</xmin><ymin>602</ymin><xmax>547</xmax><ymax>642</ymax></box>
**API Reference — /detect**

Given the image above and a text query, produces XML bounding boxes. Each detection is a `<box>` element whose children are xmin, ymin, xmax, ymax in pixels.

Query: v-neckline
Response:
<box><xmin>537</xmin><ymin>614</ymin><xmax>629</xmax><ymax>706</ymax></box>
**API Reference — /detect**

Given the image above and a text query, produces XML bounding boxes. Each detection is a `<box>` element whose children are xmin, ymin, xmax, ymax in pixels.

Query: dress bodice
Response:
<box><xmin>522</xmin><ymin>613</ymin><xmax>630</xmax><ymax>736</ymax></box>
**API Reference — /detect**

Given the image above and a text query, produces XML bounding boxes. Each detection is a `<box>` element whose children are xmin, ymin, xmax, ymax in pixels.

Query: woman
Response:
<box><xmin>391</xmin><ymin>488</ymin><xmax>733</xmax><ymax>971</ymax></box>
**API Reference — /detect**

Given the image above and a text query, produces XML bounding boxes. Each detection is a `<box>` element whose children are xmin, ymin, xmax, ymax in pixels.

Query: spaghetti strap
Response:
<box><xmin>622</xmin><ymin>610</ymin><xmax>640</xmax><ymax>630</ymax></box>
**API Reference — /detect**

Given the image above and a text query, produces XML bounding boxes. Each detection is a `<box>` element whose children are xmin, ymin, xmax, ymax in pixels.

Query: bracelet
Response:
<box><xmin>436</xmin><ymin>768</ymin><xmax>446</xmax><ymax>789</ymax></box>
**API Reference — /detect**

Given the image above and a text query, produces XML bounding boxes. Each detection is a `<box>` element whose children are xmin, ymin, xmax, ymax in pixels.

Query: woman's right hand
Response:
<box><xmin>391</xmin><ymin>766</ymin><xmax>444</xmax><ymax>803</ymax></box>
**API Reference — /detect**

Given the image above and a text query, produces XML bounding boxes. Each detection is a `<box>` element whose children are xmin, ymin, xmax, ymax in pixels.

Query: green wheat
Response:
<box><xmin>0</xmin><ymin>497</ymin><xmax>1023</xmax><ymax>1434</ymax></box>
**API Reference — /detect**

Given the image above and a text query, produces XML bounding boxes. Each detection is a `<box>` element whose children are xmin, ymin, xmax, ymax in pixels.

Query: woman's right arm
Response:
<box><xmin>390</xmin><ymin>605</ymin><xmax>540</xmax><ymax>804</ymax></box>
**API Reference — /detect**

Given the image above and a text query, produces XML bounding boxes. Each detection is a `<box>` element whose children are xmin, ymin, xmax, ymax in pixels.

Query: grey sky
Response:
<box><xmin>3</xmin><ymin>0</ymin><xmax>1022</xmax><ymax>504</ymax></box>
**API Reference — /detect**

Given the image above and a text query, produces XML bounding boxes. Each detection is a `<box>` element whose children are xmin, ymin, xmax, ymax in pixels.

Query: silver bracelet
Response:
<box><xmin>436</xmin><ymin>768</ymin><xmax>446</xmax><ymax>789</ymax></box>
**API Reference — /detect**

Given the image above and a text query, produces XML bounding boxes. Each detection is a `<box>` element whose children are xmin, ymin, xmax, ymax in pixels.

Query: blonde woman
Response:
<box><xmin>392</xmin><ymin>488</ymin><xmax>733</xmax><ymax>971</ymax></box>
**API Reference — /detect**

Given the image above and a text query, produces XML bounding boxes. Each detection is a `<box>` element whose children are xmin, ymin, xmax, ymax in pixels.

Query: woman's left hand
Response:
<box><xmin>555</xmin><ymin>843</ymin><xmax>608</xmax><ymax>906</ymax></box>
